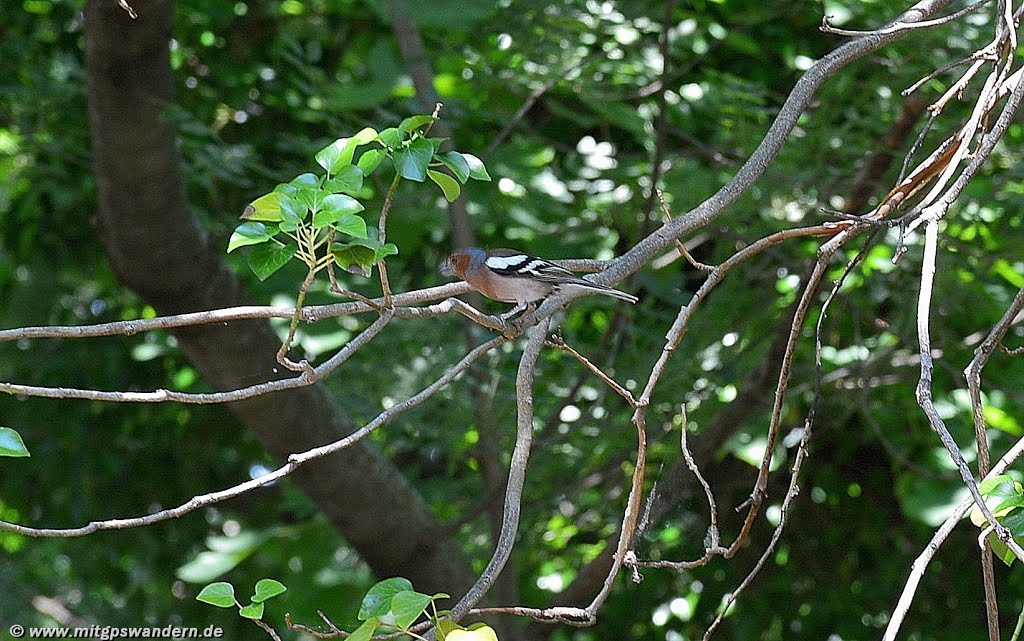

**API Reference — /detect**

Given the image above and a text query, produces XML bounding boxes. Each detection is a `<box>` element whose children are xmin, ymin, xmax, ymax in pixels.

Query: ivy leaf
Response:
<box><xmin>279</xmin><ymin>196</ymin><xmax>306</xmax><ymax>232</ymax></box>
<box><xmin>398</xmin><ymin>114</ymin><xmax>436</xmax><ymax>133</ymax></box>
<box><xmin>324</xmin><ymin>165</ymin><xmax>364</xmax><ymax>195</ymax></box>
<box><xmin>248</xmin><ymin>243</ymin><xmax>297</xmax><ymax>281</ymax></box>
<box><xmin>289</xmin><ymin>172</ymin><xmax>320</xmax><ymax>188</ymax></box>
<box><xmin>438</xmin><ymin>151</ymin><xmax>471</xmax><ymax>183</ymax></box>
<box><xmin>196</xmin><ymin>583</ymin><xmax>236</xmax><ymax>608</ymax></box>
<box><xmin>241</xmin><ymin>191</ymin><xmax>285</xmax><ymax>221</ymax></box>
<box><xmin>227</xmin><ymin>222</ymin><xmax>273</xmax><ymax>253</ymax></box>
<box><xmin>359</xmin><ymin>578</ymin><xmax>414</xmax><ymax>620</ymax></box>
<box><xmin>315</xmin><ymin>128</ymin><xmax>377</xmax><ymax>174</ymax></box>
<box><xmin>447</xmin><ymin>626</ymin><xmax>499</xmax><ymax>641</ymax></box>
<box><xmin>0</xmin><ymin>427</ymin><xmax>30</xmax><ymax>458</ymax></box>
<box><xmin>391</xmin><ymin>590</ymin><xmax>433</xmax><ymax>629</ymax></box>
<box><xmin>239</xmin><ymin>601</ymin><xmax>265</xmax><ymax>620</ymax></box>
<box><xmin>357</xmin><ymin>149</ymin><xmax>387</xmax><ymax>175</ymax></box>
<box><xmin>376</xmin><ymin>127</ymin><xmax>403</xmax><ymax>149</ymax></box>
<box><xmin>348</xmin><ymin>618</ymin><xmax>379</xmax><ymax>641</ymax></box>
<box><xmin>393</xmin><ymin>137</ymin><xmax>434</xmax><ymax>182</ymax></box>
<box><xmin>462</xmin><ymin>153</ymin><xmax>491</xmax><ymax>181</ymax></box>
<box><xmin>251</xmin><ymin>579</ymin><xmax>287</xmax><ymax>604</ymax></box>
<box><xmin>427</xmin><ymin>169</ymin><xmax>461</xmax><ymax>202</ymax></box>
<box><xmin>313</xmin><ymin>194</ymin><xmax>365</xmax><ymax>230</ymax></box>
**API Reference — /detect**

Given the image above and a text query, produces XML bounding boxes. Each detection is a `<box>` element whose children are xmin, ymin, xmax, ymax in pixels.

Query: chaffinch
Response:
<box><xmin>439</xmin><ymin>247</ymin><xmax>638</xmax><ymax>319</ymax></box>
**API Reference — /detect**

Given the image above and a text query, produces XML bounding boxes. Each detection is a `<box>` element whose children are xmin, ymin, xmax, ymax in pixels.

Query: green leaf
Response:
<box><xmin>241</xmin><ymin>192</ymin><xmax>285</xmax><ymax>222</ymax></box>
<box><xmin>438</xmin><ymin>151</ymin><xmax>471</xmax><ymax>183</ymax></box>
<box><xmin>196</xmin><ymin>582</ymin><xmax>236</xmax><ymax>608</ymax></box>
<box><xmin>393</xmin><ymin>137</ymin><xmax>434</xmax><ymax>182</ymax></box>
<box><xmin>398</xmin><ymin>114</ymin><xmax>436</xmax><ymax>133</ymax></box>
<box><xmin>336</xmin><ymin>214</ymin><xmax>368</xmax><ymax>239</ymax></box>
<box><xmin>248</xmin><ymin>243</ymin><xmax>297</xmax><ymax>281</ymax></box>
<box><xmin>324</xmin><ymin>165</ymin><xmax>364</xmax><ymax>194</ymax></box>
<box><xmin>227</xmin><ymin>222</ymin><xmax>273</xmax><ymax>253</ymax></box>
<box><xmin>391</xmin><ymin>590</ymin><xmax>433</xmax><ymax>629</ymax></box>
<box><xmin>427</xmin><ymin>169</ymin><xmax>461</xmax><ymax>202</ymax></box>
<box><xmin>251</xmin><ymin>579</ymin><xmax>287</xmax><ymax>603</ymax></box>
<box><xmin>357</xmin><ymin>149</ymin><xmax>387</xmax><ymax>175</ymax></box>
<box><xmin>462</xmin><ymin>153</ymin><xmax>491</xmax><ymax>181</ymax></box>
<box><xmin>427</xmin><ymin>137</ymin><xmax>445</xmax><ymax>152</ymax></box>
<box><xmin>349</xmin><ymin>618</ymin><xmax>379</xmax><ymax>641</ymax></box>
<box><xmin>0</xmin><ymin>427</ymin><xmax>30</xmax><ymax>458</ymax></box>
<box><xmin>239</xmin><ymin>601</ymin><xmax>265</xmax><ymax>620</ymax></box>
<box><xmin>981</xmin><ymin>475</ymin><xmax>1015</xmax><ymax>494</ymax></box>
<box><xmin>279</xmin><ymin>197</ymin><xmax>306</xmax><ymax>232</ymax></box>
<box><xmin>313</xmin><ymin>193</ymin><xmax>365</xmax><ymax>229</ymax></box>
<box><xmin>359</xmin><ymin>578</ymin><xmax>414</xmax><ymax>620</ymax></box>
<box><xmin>1002</xmin><ymin>507</ymin><xmax>1024</xmax><ymax>538</ymax></box>
<box><xmin>991</xmin><ymin>537</ymin><xmax>1016</xmax><ymax>566</ymax></box>
<box><xmin>447</xmin><ymin>627</ymin><xmax>499</xmax><ymax>641</ymax></box>
<box><xmin>376</xmin><ymin>127</ymin><xmax>403</xmax><ymax>149</ymax></box>
<box><xmin>289</xmin><ymin>172</ymin><xmax>320</xmax><ymax>188</ymax></box>
<box><xmin>316</xmin><ymin>131</ymin><xmax>375</xmax><ymax>174</ymax></box>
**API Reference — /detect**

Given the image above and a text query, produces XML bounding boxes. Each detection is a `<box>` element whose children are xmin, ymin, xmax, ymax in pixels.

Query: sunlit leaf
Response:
<box><xmin>359</xmin><ymin>577</ymin><xmax>413</xmax><ymax>620</ymax></box>
<box><xmin>398</xmin><ymin>114</ymin><xmax>436</xmax><ymax>133</ymax></box>
<box><xmin>241</xmin><ymin>191</ymin><xmax>285</xmax><ymax>221</ymax></box>
<box><xmin>239</xmin><ymin>601</ymin><xmax>264</xmax><ymax>620</ymax></box>
<box><xmin>348</xmin><ymin>618</ymin><xmax>378</xmax><ymax>641</ymax></box>
<box><xmin>447</xmin><ymin>625</ymin><xmax>499</xmax><ymax>641</ymax></box>
<box><xmin>0</xmin><ymin>427</ymin><xmax>30</xmax><ymax>458</ymax></box>
<box><xmin>196</xmin><ymin>583</ymin><xmax>236</xmax><ymax>608</ymax></box>
<box><xmin>427</xmin><ymin>169</ymin><xmax>461</xmax><ymax>202</ymax></box>
<box><xmin>357</xmin><ymin>149</ymin><xmax>387</xmax><ymax>175</ymax></box>
<box><xmin>227</xmin><ymin>222</ymin><xmax>273</xmax><ymax>253</ymax></box>
<box><xmin>462</xmin><ymin>153</ymin><xmax>490</xmax><ymax>181</ymax></box>
<box><xmin>313</xmin><ymin>194</ymin><xmax>365</xmax><ymax>229</ymax></box>
<box><xmin>391</xmin><ymin>590</ymin><xmax>433</xmax><ymax>629</ymax></box>
<box><xmin>251</xmin><ymin>578</ymin><xmax>287</xmax><ymax>603</ymax></box>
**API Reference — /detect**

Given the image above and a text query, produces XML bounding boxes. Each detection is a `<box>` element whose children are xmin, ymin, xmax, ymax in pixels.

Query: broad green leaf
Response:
<box><xmin>376</xmin><ymin>127</ymin><xmax>403</xmax><ymax>149</ymax></box>
<box><xmin>991</xmin><ymin>537</ymin><xmax>1016</xmax><ymax>566</ymax></box>
<box><xmin>994</xmin><ymin>493</ymin><xmax>1024</xmax><ymax>515</ymax></box>
<box><xmin>398</xmin><ymin>114</ymin><xmax>436</xmax><ymax>133</ymax></box>
<box><xmin>462</xmin><ymin>153</ymin><xmax>491</xmax><ymax>181</ymax></box>
<box><xmin>279</xmin><ymin>197</ymin><xmax>306</xmax><ymax>232</ymax></box>
<box><xmin>393</xmin><ymin>137</ymin><xmax>434</xmax><ymax>182</ymax></box>
<box><xmin>349</xmin><ymin>618</ymin><xmax>379</xmax><ymax>641</ymax></box>
<box><xmin>1002</xmin><ymin>507</ymin><xmax>1024</xmax><ymax>538</ymax></box>
<box><xmin>196</xmin><ymin>582</ymin><xmax>236</xmax><ymax>608</ymax></box>
<box><xmin>251</xmin><ymin>579</ymin><xmax>287</xmax><ymax>603</ymax></box>
<box><xmin>375</xmin><ymin>242</ymin><xmax>398</xmax><ymax>262</ymax></box>
<box><xmin>357</xmin><ymin>149</ymin><xmax>387</xmax><ymax>175</ymax></box>
<box><xmin>427</xmin><ymin>137</ymin><xmax>445</xmax><ymax>152</ymax></box>
<box><xmin>227</xmin><ymin>222</ymin><xmax>273</xmax><ymax>253</ymax></box>
<box><xmin>316</xmin><ymin>131</ymin><xmax>374</xmax><ymax>174</ymax></box>
<box><xmin>391</xmin><ymin>590</ymin><xmax>432</xmax><ymax>629</ymax></box>
<box><xmin>241</xmin><ymin>192</ymin><xmax>285</xmax><ymax>221</ymax></box>
<box><xmin>336</xmin><ymin>214</ymin><xmax>368</xmax><ymax>239</ymax></box>
<box><xmin>293</xmin><ymin>186</ymin><xmax>325</xmax><ymax>215</ymax></box>
<box><xmin>324</xmin><ymin>165</ymin><xmax>364</xmax><ymax>194</ymax></box>
<box><xmin>447</xmin><ymin>626</ymin><xmax>499</xmax><ymax>641</ymax></box>
<box><xmin>427</xmin><ymin>169</ymin><xmax>461</xmax><ymax>202</ymax></box>
<box><xmin>981</xmin><ymin>475</ymin><xmax>1015</xmax><ymax>494</ymax></box>
<box><xmin>438</xmin><ymin>151</ymin><xmax>471</xmax><ymax>183</ymax></box>
<box><xmin>0</xmin><ymin>427</ymin><xmax>30</xmax><ymax>458</ymax></box>
<box><xmin>248</xmin><ymin>243</ymin><xmax>297</xmax><ymax>281</ymax></box>
<box><xmin>239</xmin><ymin>601</ymin><xmax>265</xmax><ymax>620</ymax></box>
<box><xmin>359</xmin><ymin>578</ymin><xmax>414</xmax><ymax>620</ymax></box>
<box><xmin>289</xmin><ymin>172</ymin><xmax>320</xmax><ymax>188</ymax></box>
<box><xmin>273</xmin><ymin>182</ymin><xmax>298</xmax><ymax>195</ymax></box>
<box><xmin>313</xmin><ymin>194</ymin><xmax>364</xmax><ymax>229</ymax></box>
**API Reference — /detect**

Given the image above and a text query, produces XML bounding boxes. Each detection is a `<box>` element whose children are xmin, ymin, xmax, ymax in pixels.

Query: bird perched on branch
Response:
<box><xmin>439</xmin><ymin>247</ymin><xmax>638</xmax><ymax>319</ymax></box>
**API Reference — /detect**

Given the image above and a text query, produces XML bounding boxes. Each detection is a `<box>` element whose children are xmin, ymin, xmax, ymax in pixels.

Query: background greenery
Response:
<box><xmin>2</xmin><ymin>0</ymin><xmax>1024</xmax><ymax>639</ymax></box>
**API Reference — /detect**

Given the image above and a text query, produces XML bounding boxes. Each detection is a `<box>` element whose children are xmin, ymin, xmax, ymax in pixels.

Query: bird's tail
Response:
<box><xmin>560</xmin><ymin>280</ymin><xmax>638</xmax><ymax>304</ymax></box>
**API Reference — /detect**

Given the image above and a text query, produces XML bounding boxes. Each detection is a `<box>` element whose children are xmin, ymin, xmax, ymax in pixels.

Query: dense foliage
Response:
<box><xmin>2</xmin><ymin>1</ymin><xmax>1024</xmax><ymax>639</ymax></box>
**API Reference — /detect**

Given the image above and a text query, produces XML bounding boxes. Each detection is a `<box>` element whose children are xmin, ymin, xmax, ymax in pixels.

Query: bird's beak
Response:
<box><xmin>438</xmin><ymin>258</ymin><xmax>454</xmax><ymax>278</ymax></box>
